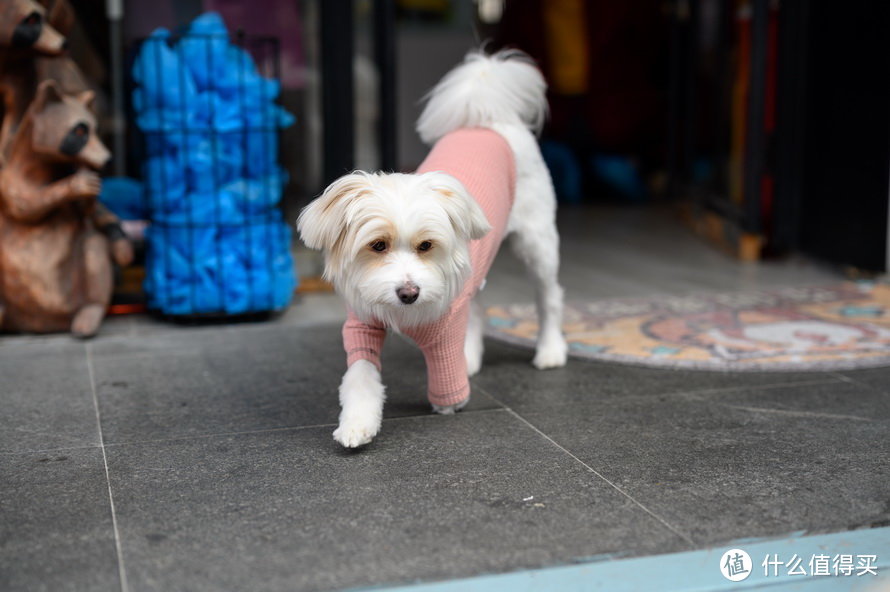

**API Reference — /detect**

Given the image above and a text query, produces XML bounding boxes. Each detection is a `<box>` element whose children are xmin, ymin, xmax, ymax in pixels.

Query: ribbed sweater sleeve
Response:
<box><xmin>343</xmin><ymin>308</ymin><xmax>386</xmax><ymax>371</ymax></box>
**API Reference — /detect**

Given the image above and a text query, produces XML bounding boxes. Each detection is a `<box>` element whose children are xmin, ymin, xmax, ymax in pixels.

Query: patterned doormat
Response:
<box><xmin>486</xmin><ymin>283</ymin><xmax>890</xmax><ymax>371</ymax></box>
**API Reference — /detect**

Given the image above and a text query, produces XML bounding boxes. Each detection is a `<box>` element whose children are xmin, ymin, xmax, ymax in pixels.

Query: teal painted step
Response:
<box><xmin>350</xmin><ymin>527</ymin><xmax>890</xmax><ymax>592</ymax></box>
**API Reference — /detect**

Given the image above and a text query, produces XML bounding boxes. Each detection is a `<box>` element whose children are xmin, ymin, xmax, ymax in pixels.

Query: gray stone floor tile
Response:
<box><xmin>504</xmin><ymin>380</ymin><xmax>890</xmax><ymax>546</ymax></box>
<box><xmin>0</xmin><ymin>448</ymin><xmax>120</xmax><ymax>591</ymax></box>
<box><xmin>91</xmin><ymin>324</ymin><xmax>501</xmax><ymax>445</ymax></box>
<box><xmin>105</xmin><ymin>411</ymin><xmax>688</xmax><ymax>592</ymax></box>
<box><xmin>0</xmin><ymin>339</ymin><xmax>99</xmax><ymax>453</ymax></box>
<box><xmin>472</xmin><ymin>339</ymin><xmax>843</xmax><ymax>411</ymax></box>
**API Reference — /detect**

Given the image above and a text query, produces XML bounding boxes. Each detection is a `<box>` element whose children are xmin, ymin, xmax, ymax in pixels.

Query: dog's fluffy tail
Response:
<box><xmin>416</xmin><ymin>49</ymin><xmax>548</xmax><ymax>145</ymax></box>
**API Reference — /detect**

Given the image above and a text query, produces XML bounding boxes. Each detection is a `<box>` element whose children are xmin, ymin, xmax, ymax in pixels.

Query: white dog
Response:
<box><xmin>298</xmin><ymin>50</ymin><xmax>567</xmax><ymax>448</ymax></box>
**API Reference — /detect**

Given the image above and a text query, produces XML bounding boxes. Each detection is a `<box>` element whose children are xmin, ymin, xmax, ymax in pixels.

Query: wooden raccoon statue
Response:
<box><xmin>0</xmin><ymin>80</ymin><xmax>124</xmax><ymax>337</ymax></box>
<box><xmin>0</xmin><ymin>0</ymin><xmax>67</xmax><ymax>153</ymax></box>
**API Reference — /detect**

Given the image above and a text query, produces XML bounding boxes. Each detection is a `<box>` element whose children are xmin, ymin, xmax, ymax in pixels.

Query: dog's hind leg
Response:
<box><xmin>464</xmin><ymin>297</ymin><xmax>485</xmax><ymax>376</ymax></box>
<box><xmin>508</xmin><ymin>213</ymin><xmax>568</xmax><ymax>370</ymax></box>
<box><xmin>494</xmin><ymin>124</ymin><xmax>568</xmax><ymax>369</ymax></box>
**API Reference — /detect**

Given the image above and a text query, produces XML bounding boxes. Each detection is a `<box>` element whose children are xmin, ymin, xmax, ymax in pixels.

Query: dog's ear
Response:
<box><xmin>423</xmin><ymin>172</ymin><xmax>491</xmax><ymax>241</ymax></box>
<box><xmin>298</xmin><ymin>172</ymin><xmax>374</xmax><ymax>250</ymax></box>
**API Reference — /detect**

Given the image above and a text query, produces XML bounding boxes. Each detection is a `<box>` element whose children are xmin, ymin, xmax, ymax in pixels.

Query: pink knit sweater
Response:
<box><xmin>342</xmin><ymin>128</ymin><xmax>516</xmax><ymax>406</ymax></box>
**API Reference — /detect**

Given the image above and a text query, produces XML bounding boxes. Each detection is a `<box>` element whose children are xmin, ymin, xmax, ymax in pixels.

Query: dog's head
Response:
<box><xmin>298</xmin><ymin>171</ymin><xmax>491</xmax><ymax>328</ymax></box>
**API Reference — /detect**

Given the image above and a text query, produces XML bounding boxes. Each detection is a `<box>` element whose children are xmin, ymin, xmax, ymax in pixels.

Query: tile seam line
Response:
<box><xmin>672</xmin><ymin>377</ymin><xmax>845</xmax><ymax>397</ymax></box>
<box><xmin>718</xmin><ymin>404</ymin><xmax>873</xmax><ymax>422</ymax></box>
<box><xmin>86</xmin><ymin>343</ymin><xmax>130</xmax><ymax>592</ymax></box>
<box><xmin>478</xmin><ymin>365</ymin><xmax>840</xmax><ymax>401</ymax></box>
<box><xmin>94</xmin><ymin>408</ymin><xmax>509</xmax><ymax>449</ymax></box>
<box><xmin>101</xmin><ymin>422</ymin><xmax>341</xmax><ymax>448</ymax></box>
<box><xmin>830</xmin><ymin>371</ymin><xmax>890</xmax><ymax>394</ymax></box>
<box><xmin>0</xmin><ymin>443</ymin><xmax>103</xmax><ymax>456</ymax></box>
<box><xmin>473</xmin><ymin>384</ymin><xmax>695</xmax><ymax>546</ymax></box>
<box><xmin>498</xmin><ymin>377</ymin><xmax>846</xmax><ymax>414</ymax></box>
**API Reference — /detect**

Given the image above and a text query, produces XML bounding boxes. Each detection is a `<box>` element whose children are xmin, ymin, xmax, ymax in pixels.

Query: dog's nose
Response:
<box><xmin>397</xmin><ymin>285</ymin><xmax>419</xmax><ymax>304</ymax></box>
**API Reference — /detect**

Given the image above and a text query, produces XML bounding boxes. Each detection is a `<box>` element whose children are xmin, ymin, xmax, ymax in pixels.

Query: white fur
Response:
<box><xmin>299</xmin><ymin>49</ymin><xmax>567</xmax><ymax>448</ymax></box>
<box><xmin>464</xmin><ymin>298</ymin><xmax>485</xmax><ymax>376</ymax></box>
<box><xmin>496</xmin><ymin>123</ymin><xmax>568</xmax><ymax>370</ymax></box>
<box><xmin>332</xmin><ymin>359</ymin><xmax>385</xmax><ymax>448</ymax></box>
<box><xmin>416</xmin><ymin>49</ymin><xmax>548</xmax><ymax>144</ymax></box>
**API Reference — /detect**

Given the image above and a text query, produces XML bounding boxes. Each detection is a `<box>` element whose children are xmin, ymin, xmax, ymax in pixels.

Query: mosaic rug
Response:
<box><xmin>486</xmin><ymin>283</ymin><xmax>890</xmax><ymax>371</ymax></box>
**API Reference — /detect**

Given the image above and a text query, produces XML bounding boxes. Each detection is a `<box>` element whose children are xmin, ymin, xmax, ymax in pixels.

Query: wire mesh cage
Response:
<box><xmin>130</xmin><ymin>15</ymin><xmax>296</xmax><ymax>319</ymax></box>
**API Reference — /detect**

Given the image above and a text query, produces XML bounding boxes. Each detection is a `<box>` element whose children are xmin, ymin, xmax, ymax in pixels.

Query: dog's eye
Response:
<box><xmin>417</xmin><ymin>241</ymin><xmax>433</xmax><ymax>252</ymax></box>
<box><xmin>370</xmin><ymin>240</ymin><xmax>387</xmax><ymax>252</ymax></box>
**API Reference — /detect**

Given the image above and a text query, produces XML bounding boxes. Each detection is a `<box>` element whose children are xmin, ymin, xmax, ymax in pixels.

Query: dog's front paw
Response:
<box><xmin>533</xmin><ymin>337</ymin><xmax>568</xmax><ymax>369</ymax></box>
<box><xmin>431</xmin><ymin>397</ymin><xmax>469</xmax><ymax>415</ymax></box>
<box><xmin>334</xmin><ymin>359</ymin><xmax>385</xmax><ymax>448</ymax></box>
<box><xmin>333</xmin><ymin>415</ymin><xmax>380</xmax><ymax>448</ymax></box>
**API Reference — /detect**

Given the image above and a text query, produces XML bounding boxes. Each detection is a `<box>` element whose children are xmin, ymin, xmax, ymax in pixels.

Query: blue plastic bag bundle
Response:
<box><xmin>143</xmin><ymin>221</ymin><xmax>295</xmax><ymax>315</ymax></box>
<box><xmin>132</xmin><ymin>12</ymin><xmax>297</xmax><ymax>315</ymax></box>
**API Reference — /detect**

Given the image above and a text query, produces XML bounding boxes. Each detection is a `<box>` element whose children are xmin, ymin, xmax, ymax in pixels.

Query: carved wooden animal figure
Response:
<box><xmin>0</xmin><ymin>0</ymin><xmax>65</xmax><ymax>53</ymax></box>
<box><xmin>0</xmin><ymin>0</ymin><xmax>68</xmax><ymax>156</ymax></box>
<box><xmin>30</xmin><ymin>0</ymin><xmax>85</xmax><ymax>114</ymax></box>
<box><xmin>0</xmin><ymin>0</ymin><xmax>132</xmax><ymax>320</ymax></box>
<box><xmin>0</xmin><ymin>79</ymin><xmax>117</xmax><ymax>337</ymax></box>
<box><xmin>38</xmin><ymin>0</ymin><xmax>75</xmax><ymax>38</ymax></box>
